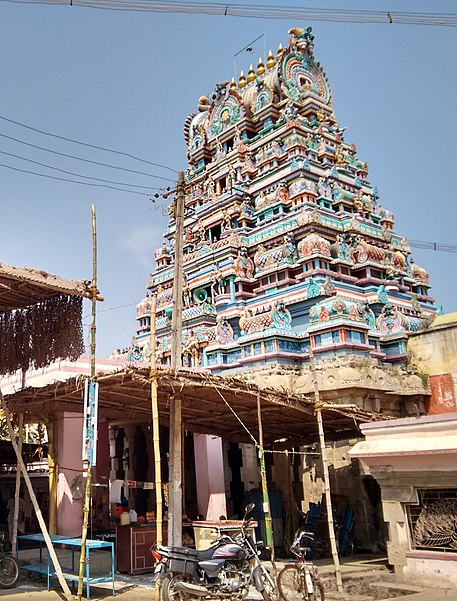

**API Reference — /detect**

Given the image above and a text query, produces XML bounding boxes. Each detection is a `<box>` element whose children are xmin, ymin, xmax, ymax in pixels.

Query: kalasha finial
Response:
<box><xmin>276</xmin><ymin>43</ymin><xmax>283</xmax><ymax>61</ymax></box>
<box><xmin>247</xmin><ymin>64</ymin><xmax>256</xmax><ymax>83</ymax></box>
<box><xmin>256</xmin><ymin>58</ymin><xmax>265</xmax><ymax>76</ymax></box>
<box><xmin>230</xmin><ymin>77</ymin><xmax>237</xmax><ymax>90</ymax></box>
<box><xmin>266</xmin><ymin>50</ymin><xmax>276</xmax><ymax>69</ymax></box>
<box><xmin>238</xmin><ymin>70</ymin><xmax>247</xmax><ymax>88</ymax></box>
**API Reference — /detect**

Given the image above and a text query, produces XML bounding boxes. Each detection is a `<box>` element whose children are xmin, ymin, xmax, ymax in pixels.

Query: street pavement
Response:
<box><xmin>1</xmin><ymin>554</ymin><xmax>456</xmax><ymax>601</ymax></box>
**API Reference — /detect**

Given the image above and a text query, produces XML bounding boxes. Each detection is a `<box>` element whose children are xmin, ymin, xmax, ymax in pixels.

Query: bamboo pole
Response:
<box><xmin>256</xmin><ymin>390</ymin><xmax>275</xmax><ymax>561</ymax></box>
<box><xmin>47</xmin><ymin>418</ymin><xmax>57</xmax><ymax>535</ymax></box>
<box><xmin>169</xmin><ymin>171</ymin><xmax>185</xmax><ymax>546</ymax></box>
<box><xmin>308</xmin><ymin>348</ymin><xmax>343</xmax><ymax>593</ymax></box>
<box><xmin>77</xmin><ymin>204</ymin><xmax>98</xmax><ymax>601</ymax></box>
<box><xmin>0</xmin><ymin>390</ymin><xmax>73</xmax><ymax>600</ymax></box>
<box><xmin>149</xmin><ymin>292</ymin><xmax>163</xmax><ymax>545</ymax></box>
<box><xmin>11</xmin><ymin>413</ymin><xmax>23</xmax><ymax>552</ymax></box>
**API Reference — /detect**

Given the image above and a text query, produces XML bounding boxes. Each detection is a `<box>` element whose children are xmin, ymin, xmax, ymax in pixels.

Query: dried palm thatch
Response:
<box><xmin>0</xmin><ymin>295</ymin><xmax>84</xmax><ymax>375</ymax></box>
<box><xmin>0</xmin><ymin>262</ymin><xmax>92</xmax><ymax>375</ymax></box>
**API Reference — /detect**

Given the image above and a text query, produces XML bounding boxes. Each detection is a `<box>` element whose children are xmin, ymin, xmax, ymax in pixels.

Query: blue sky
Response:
<box><xmin>0</xmin><ymin>1</ymin><xmax>456</xmax><ymax>357</ymax></box>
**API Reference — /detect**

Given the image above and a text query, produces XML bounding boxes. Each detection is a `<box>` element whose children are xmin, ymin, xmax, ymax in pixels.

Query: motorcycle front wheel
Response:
<box><xmin>255</xmin><ymin>566</ymin><xmax>276</xmax><ymax>601</ymax></box>
<box><xmin>277</xmin><ymin>565</ymin><xmax>325</xmax><ymax>601</ymax></box>
<box><xmin>160</xmin><ymin>573</ymin><xmax>198</xmax><ymax>601</ymax></box>
<box><xmin>0</xmin><ymin>555</ymin><xmax>20</xmax><ymax>589</ymax></box>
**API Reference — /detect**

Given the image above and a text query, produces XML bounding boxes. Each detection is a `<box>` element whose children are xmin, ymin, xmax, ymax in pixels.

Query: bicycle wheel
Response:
<box><xmin>0</xmin><ymin>555</ymin><xmax>19</xmax><ymax>588</ymax></box>
<box><xmin>277</xmin><ymin>565</ymin><xmax>303</xmax><ymax>601</ymax></box>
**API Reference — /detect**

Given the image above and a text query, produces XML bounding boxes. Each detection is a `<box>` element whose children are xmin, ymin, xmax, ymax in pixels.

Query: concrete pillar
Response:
<box><xmin>55</xmin><ymin>411</ymin><xmax>84</xmax><ymax>536</ymax></box>
<box><xmin>382</xmin><ymin>500</ymin><xmax>410</xmax><ymax>570</ymax></box>
<box><xmin>194</xmin><ymin>434</ymin><xmax>227</xmax><ymax>520</ymax></box>
<box><xmin>229</xmin><ymin>276</ymin><xmax>236</xmax><ymax>302</ymax></box>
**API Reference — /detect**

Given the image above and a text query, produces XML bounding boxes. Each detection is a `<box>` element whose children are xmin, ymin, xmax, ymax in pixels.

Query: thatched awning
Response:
<box><xmin>0</xmin><ymin>262</ymin><xmax>91</xmax><ymax>310</ymax></box>
<box><xmin>5</xmin><ymin>366</ymin><xmax>382</xmax><ymax>447</ymax></box>
<box><xmin>0</xmin><ymin>263</ymin><xmax>94</xmax><ymax>375</ymax></box>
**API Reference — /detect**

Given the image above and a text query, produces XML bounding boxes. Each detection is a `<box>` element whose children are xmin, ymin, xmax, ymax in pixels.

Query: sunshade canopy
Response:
<box><xmin>5</xmin><ymin>366</ymin><xmax>381</xmax><ymax>447</ymax></box>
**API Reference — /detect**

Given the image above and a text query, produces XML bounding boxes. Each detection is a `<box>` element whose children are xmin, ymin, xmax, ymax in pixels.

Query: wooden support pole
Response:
<box><xmin>169</xmin><ymin>171</ymin><xmax>185</xmax><ymax>546</ymax></box>
<box><xmin>256</xmin><ymin>390</ymin><xmax>274</xmax><ymax>559</ymax></box>
<box><xmin>47</xmin><ymin>418</ymin><xmax>57</xmax><ymax>535</ymax></box>
<box><xmin>149</xmin><ymin>292</ymin><xmax>163</xmax><ymax>545</ymax></box>
<box><xmin>308</xmin><ymin>348</ymin><xmax>343</xmax><ymax>593</ymax></box>
<box><xmin>77</xmin><ymin>204</ymin><xmax>98</xmax><ymax>601</ymax></box>
<box><xmin>0</xmin><ymin>390</ymin><xmax>73</xmax><ymax>601</ymax></box>
<box><xmin>11</xmin><ymin>413</ymin><xmax>23</xmax><ymax>551</ymax></box>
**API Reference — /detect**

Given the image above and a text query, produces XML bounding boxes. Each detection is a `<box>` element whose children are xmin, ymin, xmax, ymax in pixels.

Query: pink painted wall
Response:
<box><xmin>193</xmin><ymin>434</ymin><xmax>227</xmax><ymax>520</ymax></box>
<box><xmin>55</xmin><ymin>411</ymin><xmax>84</xmax><ymax>536</ymax></box>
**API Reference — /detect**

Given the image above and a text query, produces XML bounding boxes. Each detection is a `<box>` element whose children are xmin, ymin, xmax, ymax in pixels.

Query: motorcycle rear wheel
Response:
<box><xmin>160</xmin><ymin>573</ymin><xmax>198</xmax><ymax>601</ymax></box>
<box><xmin>0</xmin><ymin>555</ymin><xmax>20</xmax><ymax>589</ymax></box>
<box><xmin>277</xmin><ymin>565</ymin><xmax>324</xmax><ymax>601</ymax></box>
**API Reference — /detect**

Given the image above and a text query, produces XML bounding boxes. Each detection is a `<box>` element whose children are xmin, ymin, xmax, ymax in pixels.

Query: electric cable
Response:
<box><xmin>0</xmin><ymin>114</ymin><xmax>178</xmax><ymax>173</ymax></box>
<box><xmin>0</xmin><ymin>162</ymin><xmax>159</xmax><ymax>196</ymax></box>
<box><xmin>0</xmin><ymin>149</ymin><xmax>161</xmax><ymax>189</ymax></box>
<box><xmin>0</xmin><ymin>132</ymin><xmax>176</xmax><ymax>182</ymax></box>
<box><xmin>1</xmin><ymin>0</ymin><xmax>455</xmax><ymax>27</ymax></box>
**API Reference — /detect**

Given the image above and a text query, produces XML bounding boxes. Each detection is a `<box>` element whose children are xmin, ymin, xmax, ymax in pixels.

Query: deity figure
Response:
<box><xmin>271</xmin><ymin>301</ymin><xmax>292</xmax><ymax>330</ymax></box>
<box><xmin>323</xmin><ymin>275</ymin><xmax>336</xmax><ymax>297</ymax></box>
<box><xmin>215</xmin><ymin>138</ymin><xmax>226</xmax><ymax>160</ymax></box>
<box><xmin>204</xmin><ymin>175</ymin><xmax>215</xmax><ymax>199</ymax></box>
<box><xmin>228</xmin><ymin>164</ymin><xmax>237</xmax><ymax>193</ymax></box>
<box><xmin>211</xmin><ymin>266</ymin><xmax>225</xmax><ymax>300</ymax></box>
<box><xmin>277</xmin><ymin>182</ymin><xmax>290</xmax><ymax>203</ymax></box>
<box><xmin>280</xmin><ymin>101</ymin><xmax>298</xmax><ymax>122</ymax></box>
<box><xmin>195</xmin><ymin>221</ymin><xmax>206</xmax><ymax>245</ymax></box>
<box><xmin>215</xmin><ymin>316</ymin><xmax>234</xmax><ymax>344</ymax></box>
<box><xmin>183</xmin><ymin>331</ymin><xmax>201</xmax><ymax>368</ymax></box>
<box><xmin>282</xmin><ymin>234</ymin><xmax>298</xmax><ymax>264</ymax></box>
<box><xmin>235</xmin><ymin>247</ymin><xmax>255</xmax><ymax>279</ymax></box>
<box><xmin>183</xmin><ymin>277</ymin><xmax>192</xmax><ymax>307</ymax></box>
<box><xmin>317</xmin><ymin>177</ymin><xmax>331</xmax><ymax>198</ymax></box>
<box><xmin>335</xmin><ymin>234</ymin><xmax>351</xmax><ymax>262</ymax></box>
<box><xmin>356</xmin><ymin>301</ymin><xmax>376</xmax><ymax>330</ymax></box>
<box><xmin>240</xmin><ymin>197</ymin><xmax>254</xmax><ymax>217</ymax></box>
<box><xmin>127</xmin><ymin>341</ymin><xmax>144</xmax><ymax>363</ymax></box>
<box><xmin>334</xmin><ymin>146</ymin><xmax>347</xmax><ymax>165</ymax></box>
<box><xmin>377</xmin><ymin>284</ymin><xmax>388</xmax><ymax>305</ymax></box>
<box><xmin>307</xmin><ymin>277</ymin><xmax>321</xmax><ymax>299</ymax></box>
<box><xmin>221</xmin><ymin>209</ymin><xmax>232</xmax><ymax>231</ymax></box>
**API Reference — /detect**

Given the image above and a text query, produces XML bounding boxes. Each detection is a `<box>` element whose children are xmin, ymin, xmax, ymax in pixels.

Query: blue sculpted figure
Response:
<box><xmin>271</xmin><ymin>301</ymin><xmax>292</xmax><ymax>330</ymax></box>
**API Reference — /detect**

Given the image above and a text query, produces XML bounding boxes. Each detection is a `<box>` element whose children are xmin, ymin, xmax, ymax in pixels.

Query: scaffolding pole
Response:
<box><xmin>308</xmin><ymin>348</ymin><xmax>343</xmax><ymax>593</ymax></box>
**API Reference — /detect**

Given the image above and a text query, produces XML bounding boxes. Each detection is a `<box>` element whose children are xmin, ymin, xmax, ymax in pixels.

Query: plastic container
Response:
<box><xmin>129</xmin><ymin>509</ymin><xmax>138</xmax><ymax>524</ymax></box>
<box><xmin>120</xmin><ymin>511</ymin><xmax>131</xmax><ymax>526</ymax></box>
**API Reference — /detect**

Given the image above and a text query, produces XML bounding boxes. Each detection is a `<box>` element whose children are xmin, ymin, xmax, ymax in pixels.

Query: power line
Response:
<box><xmin>409</xmin><ymin>240</ymin><xmax>457</xmax><ymax>254</ymax></box>
<box><xmin>1</xmin><ymin>0</ymin><xmax>456</xmax><ymax>27</ymax></box>
<box><xmin>0</xmin><ymin>149</ymin><xmax>161</xmax><ymax>190</ymax></box>
<box><xmin>0</xmin><ymin>132</ymin><xmax>176</xmax><ymax>182</ymax></box>
<box><xmin>0</xmin><ymin>161</ymin><xmax>158</xmax><ymax>196</ymax></box>
<box><xmin>0</xmin><ymin>114</ymin><xmax>178</xmax><ymax>173</ymax></box>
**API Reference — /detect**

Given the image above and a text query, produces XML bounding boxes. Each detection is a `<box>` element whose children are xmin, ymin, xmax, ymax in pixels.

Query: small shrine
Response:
<box><xmin>136</xmin><ymin>27</ymin><xmax>435</xmax><ymax>378</ymax></box>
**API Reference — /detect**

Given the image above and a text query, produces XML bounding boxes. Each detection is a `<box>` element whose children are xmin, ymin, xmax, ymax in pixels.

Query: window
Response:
<box><xmin>407</xmin><ymin>489</ymin><xmax>457</xmax><ymax>553</ymax></box>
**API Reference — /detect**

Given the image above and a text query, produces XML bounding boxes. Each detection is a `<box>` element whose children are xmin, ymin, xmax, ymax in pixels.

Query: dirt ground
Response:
<box><xmin>325</xmin><ymin>573</ymin><xmax>411</xmax><ymax>599</ymax></box>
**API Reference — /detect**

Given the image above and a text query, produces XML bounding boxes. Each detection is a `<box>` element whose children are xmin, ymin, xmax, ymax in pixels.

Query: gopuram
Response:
<box><xmin>134</xmin><ymin>27</ymin><xmax>435</xmax><ymax>417</ymax></box>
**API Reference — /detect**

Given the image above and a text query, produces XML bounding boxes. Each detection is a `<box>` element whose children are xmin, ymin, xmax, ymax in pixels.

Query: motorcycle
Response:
<box><xmin>151</xmin><ymin>503</ymin><xmax>276</xmax><ymax>601</ymax></box>
<box><xmin>0</xmin><ymin>532</ymin><xmax>19</xmax><ymax>589</ymax></box>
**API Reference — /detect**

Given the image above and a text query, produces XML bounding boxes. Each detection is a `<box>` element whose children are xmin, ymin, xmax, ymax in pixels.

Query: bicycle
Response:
<box><xmin>0</xmin><ymin>531</ymin><xmax>19</xmax><ymax>589</ymax></box>
<box><xmin>277</xmin><ymin>529</ymin><xmax>325</xmax><ymax>601</ymax></box>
